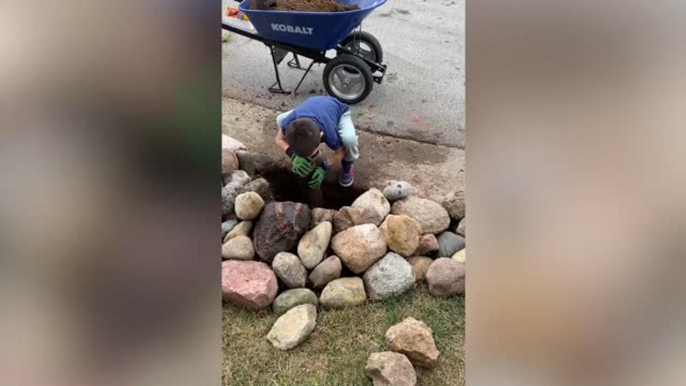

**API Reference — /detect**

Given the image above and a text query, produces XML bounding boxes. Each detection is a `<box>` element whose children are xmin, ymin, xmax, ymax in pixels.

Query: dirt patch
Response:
<box><xmin>249</xmin><ymin>0</ymin><xmax>360</xmax><ymax>12</ymax></box>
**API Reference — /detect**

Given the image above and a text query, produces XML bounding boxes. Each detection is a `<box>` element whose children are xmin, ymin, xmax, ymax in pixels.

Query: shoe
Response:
<box><xmin>339</xmin><ymin>164</ymin><xmax>355</xmax><ymax>187</ymax></box>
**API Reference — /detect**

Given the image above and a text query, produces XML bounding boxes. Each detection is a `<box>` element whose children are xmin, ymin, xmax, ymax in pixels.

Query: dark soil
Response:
<box><xmin>249</xmin><ymin>0</ymin><xmax>360</xmax><ymax>12</ymax></box>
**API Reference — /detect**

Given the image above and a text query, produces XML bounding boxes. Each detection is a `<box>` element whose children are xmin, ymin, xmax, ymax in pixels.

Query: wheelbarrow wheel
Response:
<box><xmin>323</xmin><ymin>55</ymin><xmax>373</xmax><ymax>105</ymax></box>
<box><xmin>340</xmin><ymin>31</ymin><xmax>383</xmax><ymax>64</ymax></box>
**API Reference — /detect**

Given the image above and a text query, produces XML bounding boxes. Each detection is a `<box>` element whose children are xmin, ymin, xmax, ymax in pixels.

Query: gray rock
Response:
<box><xmin>442</xmin><ymin>189</ymin><xmax>465</xmax><ymax>221</ymax></box>
<box><xmin>222</xmin><ymin>185</ymin><xmax>237</xmax><ymax>215</ymax></box>
<box><xmin>238</xmin><ymin>177</ymin><xmax>274</xmax><ymax>204</ymax></box>
<box><xmin>363</xmin><ymin>253</ymin><xmax>415</xmax><ymax>300</ymax></box>
<box><xmin>320</xmin><ymin>277</ymin><xmax>367</xmax><ymax>309</ymax></box>
<box><xmin>267</xmin><ymin>304</ymin><xmax>317</xmax><ymax>350</ymax></box>
<box><xmin>331</xmin><ymin>224</ymin><xmax>387</xmax><ymax>274</ymax></box>
<box><xmin>222</xmin><ymin>219</ymin><xmax>238</xmax><ymax>238</ymax></box>
<box><xmin>365</xmin><ymin>352</ymin><xmax>417</xmax><ymax>386</ymax></box>
<box><xmin>223</xmin><ymin>170</ymin><xmax>251</xmax><ymax>189</ymax></box>
<box><xmin>308</xmin><ymin>256</ymin><xmax>342</xmax><ymax>289</ymax></box>
<box><xmin>426</xmin><ymin>258</ymin><xmax>465</xmax><ymax>298</ymax></box>
<box><xmin>253</xmin><ymin>202</ymin><xmax>310</xmax><ymax>263</ymax></box>
<box><xmin>221</xmin><ymin>235</ymin><xmax>255</xmax><ymax>260</ymax></box>
<box><xmin>436</xmin><ymin>232</ymin><xmax>465</xmax><ymax>258</ymax></box>
<box><xmin>272</xmin><ymin>288</ymin><xmax>318</xmax><ymax>316</ymax></box>
<box><xmin>351</xmin><ymin>188</ymin><xmax>391</xmax><ymax>226</ymax></box>
<box><xmin>391</xmin><ymin>196</ymin><xmax>450</xmax><ymax>235</ymax></box>
<box><xmin>297</xmin><ymin>221</ymin><xmax>333</xmax><ymax>269</ymax></box>
<box><xmin>224</xmin><ymin>220</ymin><xmax>253</xmax><ymax>242</ymax></box>
<box><xmin>383</xmin><ymin>181</ymin><xmax>412</xmax><ymax>201</ymax></box>
<box><xmin>235</xmin><ymin>151</ymin><xmax>276</xmax><ymax>177</ymax></box>
<box><xmin>234</xmin><ymin>192</ymin><xmax>265</xmax><ymax>220</ymax></box>
<box><xmin>272</xmin><ymin>252</ymin><xmax>307</xmax><ymax>289</ymax></box>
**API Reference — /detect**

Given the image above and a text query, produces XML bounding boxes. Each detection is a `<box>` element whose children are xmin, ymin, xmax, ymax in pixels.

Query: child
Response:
<box><xmin>274</xmin><ymin>96</ymin><xmax>359</xmax><ymax>190</ymax></box>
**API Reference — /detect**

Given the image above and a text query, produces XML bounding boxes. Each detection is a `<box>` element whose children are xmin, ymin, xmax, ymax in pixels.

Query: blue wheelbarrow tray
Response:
<box><xmin>239</xmin><ymin>0</ymin><xmax>387</xmax><ymax>51</ymax></box>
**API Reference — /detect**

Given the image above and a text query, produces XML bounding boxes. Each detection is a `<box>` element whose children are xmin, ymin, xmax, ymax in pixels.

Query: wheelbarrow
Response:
<box><xmin>222</xmin><ymin>0</ymin><xmax>388</xmax><ymax>104</ymax></box>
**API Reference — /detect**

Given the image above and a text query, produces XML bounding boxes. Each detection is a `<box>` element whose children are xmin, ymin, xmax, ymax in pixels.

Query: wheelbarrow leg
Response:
<box><xmin>268</xmin><ymin>46</ymin><xmax>290</xmax><ymax>95</ymax></box>
<box><xmin>290</xmin><ymin>61</ymin><xmax>316</xmax><ymax>98</ymax></box>
<box><xmin>287</xmin><ymin>54</ymin><xmax>307</xmax><ymax>70</ymax></box>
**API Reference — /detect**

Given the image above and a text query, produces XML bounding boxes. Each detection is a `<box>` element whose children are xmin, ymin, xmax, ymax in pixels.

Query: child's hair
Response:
<box><xmin>285</xmin><ymin>118</ymin><xmax>320</xmax><ymax>156</ymax></box>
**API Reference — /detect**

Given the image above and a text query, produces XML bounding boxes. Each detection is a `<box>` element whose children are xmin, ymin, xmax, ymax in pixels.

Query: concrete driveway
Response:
<box><xmin>222</xmin><ymin>0</ymin><xmax>465</xmax><ymax>148</ymax></box>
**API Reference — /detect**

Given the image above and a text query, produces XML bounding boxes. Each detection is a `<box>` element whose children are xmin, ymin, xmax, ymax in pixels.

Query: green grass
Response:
<box><xmin>222</xmin><ymin>284</ymin><xmax>465</xmax><ymax>386</ymax></box>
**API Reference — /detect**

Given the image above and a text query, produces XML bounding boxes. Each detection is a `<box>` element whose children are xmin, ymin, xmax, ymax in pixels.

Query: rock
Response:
<box><xmin>222</xmin><ymin>260</ymin><xmax>277</xmax><ymax>310</ymax></box>
<box><xmin>351</xmin><ymin>188</ymin><xmax>391</xmax><ymax>226</ymax></box>
<box><xmin>222</xmin><ymin>185</ymin><xmax>237</xmax><ymax>215</ymax></box>
<box><xmin>442</xmin><ymin>189</ymin><xmax>465</xmax><ymax>221</ymax></box>
<box><xmin>222</xmin><ymin>219</ymin><xmax>238</xmax><ymax>239</ymax></box>
<box><xmin>365</xmin><ymin>352</ymin><xmax>417</xmax><ymax>386</ymax></box>
<box><xmin>426</xmin><ymin>258</ymin><xmax>465</xmax><ymax>298</ymax></box>
<box><xmin>310</xmin><ymin>208</ymin><xmax>336</xmax><ymax>230</ymax></box>
<box><xmin>383</xmin><ymin>181</ymin><xmax>412</xmax><ymax>201</ymax></box>
<box><xmin>267</xmin><ymin>304</ymin><xmax>317</xmax><ymax>350</ymax></box>
<box><xmin>456</xmin><ymin>217</ymin><xmax>466</xmax><ymax>237</ymax></box>
<box><xmin>385</xmin><ymin>317</ymin><xmax>440</xmax><ymax>368</ymax></box>
<box><xmin>379</xmin><ymin>215</ymin><xmax>422</xmax><ymax>257</ymax></box>
<box><xmin>221</xmin><ymin>235</ymin><xmax>255</xmax><ymax>260</ymax></box>
<box><xmin>223</xmin><ymin>170</ymin><xmax>251</xmax><ymax>189</ymax></box>
<box><xmin>363</xmin><ymin>253</ymin><xmax>415</xmax><ymax>300</ymax></box>
<box><xmin>237</xmin><ymin>177</ymin><xmax>274</xmax><ymax>204</ymax></box>
<box><xmin>408</xmin><ymin>256</ymin><xmax>433</xmax><ymax>283</ymax></box>
<box><xmin>222</xmin><ymin>134</ymin><xmax>247</xmax><ymax>153</ymax></box>
<box><xmin>253</xmin><ymin>202</ymin><xmax>310</xmax><ymax>263</ymax></box>
<box><xmin>436</xmin><ymin>232</ymin><xmax>465</xmax><ymax>257</ymax></box>
<box><xmin>308</xmin><ymin>256</ymin><xmax>342</xmax><ymax>289</ymax></box>
<box><xmin>413</xmin><ymin>234</ymin><xmax>439</xmax><ymax>256</ymax></box>
<box><xmin>331</xmin><ymin>224</ymin><xmax>387</xmax><ymax>274</ymax></box>
<box><xmin>320</xmin><ymin>277</ymin><xmax>367</xmax><ymax>309</ymax></box>
<box><xmin>222</xmin><ymin>149</ymin><xmax>239</xmax><ymax>175</ymax></box>
<box><xmin>391</xmin><ymin>196</ymin><xmax>450</xmax><ymax>235</ymax></box>
<box><xmin>333</xmin><ymin>206</ymin><xmax>378</xmax><ymax>233</ymax></box>
<box><xmin>234</xmin><ymin>192</ymin><xmax>265</xmax><ymax>221</ymax></box>
<box><xmin>452</xmin><ymin>248</ymin><xmax>466</xmax><ymax>264</ymax></box>
<box><xmin>224</xmin><ymin>221</ymin><xmax>253</xmax><ymax>242</ymax></box>
<box><xmin>297</xmin><ymin>221</ymin><xmax>333</xmax><ymax>269</ymax></box>
<box><xmin>272</xmin><ymin>288</ymin><xmax>318</xmax><ymax>316</ymax></box>
<box><xmin>235</xmin><ymin>151</ymin><xmax>276</xmax><ymax>176</ymax></box>
<box><xmin>272</xmin><ymin>252</ymin><xmax>307</xmax><ymax>289</ymax></box>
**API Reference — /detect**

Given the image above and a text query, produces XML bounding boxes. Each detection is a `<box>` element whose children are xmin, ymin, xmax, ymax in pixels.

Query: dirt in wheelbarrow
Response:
<box><xmin>249</xmin><ymin>0</ymin><xmax>360</xmax><ymax>13</ymax></box>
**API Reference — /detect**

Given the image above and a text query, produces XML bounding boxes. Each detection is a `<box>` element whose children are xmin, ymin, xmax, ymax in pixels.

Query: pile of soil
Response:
<box><xmin>249</xmin><ymin>0</ymin><xmax>360</xmax><ymax>12</ymax></box>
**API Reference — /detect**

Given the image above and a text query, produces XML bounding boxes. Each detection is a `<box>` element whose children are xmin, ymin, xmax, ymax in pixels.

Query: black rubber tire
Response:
<box><xmin>323</xmin><ymin>54</ymin><xmax>374</xmax><ymax>105</ymax></box>
<box><xmin>340</xmin><ymin>31</ymin><xmax>384</xmax><ymax>64</ymax></box>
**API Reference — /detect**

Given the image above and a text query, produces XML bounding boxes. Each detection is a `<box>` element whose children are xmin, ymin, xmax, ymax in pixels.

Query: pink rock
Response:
<box><xmin>413</xmin><ymin>234</ymin><xmax>439</xmax><ymax>256</ymax></box>
<box><xmin>222</xmin><ymin>260</ymin><xmax>278</xmax><ymax>310</ymax></box>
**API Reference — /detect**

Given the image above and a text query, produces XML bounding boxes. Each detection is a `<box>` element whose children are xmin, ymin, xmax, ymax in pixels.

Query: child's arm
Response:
<box><xmin>325</xmin><ymin>146</ymin><xmax>346</xmax><ymax>168</ymax></box>
<box><xmin>275</xmin><ymin>130</ymin><xmax>290</xmax><ymax>153</ymax></box>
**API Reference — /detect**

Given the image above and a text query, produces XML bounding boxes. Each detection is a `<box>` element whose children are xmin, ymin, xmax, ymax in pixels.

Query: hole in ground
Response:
<box><xmin>261</xmin><ymin>168</ymin><xmax>366</xmax><ymax>210</ymax></box>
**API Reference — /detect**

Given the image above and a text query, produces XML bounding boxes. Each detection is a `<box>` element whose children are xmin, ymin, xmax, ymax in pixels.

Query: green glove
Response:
<box><xmin>291</xmin><ymin>155</ymin><xmax>313</xmax><ymax>177</ymax></box>
<box><xmin>308</xmin><ymin>166</ymin><xmax>326</xmax><ymax>189</ymax></box>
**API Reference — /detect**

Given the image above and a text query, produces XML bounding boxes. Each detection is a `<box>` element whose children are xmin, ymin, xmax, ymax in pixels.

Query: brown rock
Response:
<box><xmin>379</xmin><ymin>215</ymin><xmax>422</xmax><ymax>257</ymax></box>
<box><xmin>310</xmin><ymin>207</ymin><xmax>336</xmax><ymax>229</ymax></box>
<box><xmin>331</xmin><ymin>224</ymin><xmax>387</xmax><ymax>274</ymax></box>
<box><xmin>365</xmin><ymin>352</ymin><xmax>417</xmax><ymax>386</ymax></box>
<box><xmin>333</xmin><ymin>206</ymin><xmax>378</xmax><ymax>233</ymax></box>
<box><xmin>425</xmin><ymin>258</ymin><xmax>465</xmax><ymax>298</ymax></box>
<box><xmin>222</xmin><ymin>148</ymin><xmax>239</xmax><ymax>175</ymax></box>
<box><xmin>413</xmin><ymin>234</ymin><xmax>439</xmax><ymax>256</ymax></box>
<box><xmin>385</xmin><ymin>317</ymin><xmax>440</xmax><ymax>368</ymax></box>
<box><xmin>253</xmin><ymin>201</ymin><xmax>310</xmax><ymax>263</ymax></box>
<box><xmin>391</xmin><ymin>196</ymin><xmax>450</xmax><ymax>235</ymax></box>
<box><xmin>408</xmin><ymin>256</ymin><xmax>433</xmax><ymax>282</ymax></box>
<box><xmin>221</xmin><ymin>260</ymin><xmax>277</xmax><ymax>310</ymax></box>
<box><xmin>456</xmin><ymin>217</ymin><xmax>466</xmax><ymax>237</ymax></box>
<box><xmin>442</xmin><ymin>189</ymin><xmax>465</xmax><ymax>221</ymax></box>
<box><xmin>308</xmin><ymin>256</ymin><xmax>342</xmax><ymax>289</ymax></box>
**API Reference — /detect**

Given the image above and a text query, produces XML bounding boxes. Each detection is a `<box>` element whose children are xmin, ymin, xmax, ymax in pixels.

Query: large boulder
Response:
<box><xmin>224</xmin><ymin>220</ymin><xmax>253</xmax><ymax>243</ymax></box>
<box><xmin>382</xmin><ymin>180</ymin><xmax>412</xmax><ymax>201</ymax></box>
<box><xmin>436</xmin><ymin>231</ymin><xmax>465</xmax><ymax>258</ymax></box>
<box><xmin>221</xmin><ymin>260</ymin><xmax>277</xmax><ymax>310</ymax></box>
<box><xmin>408</xmin><ymin>256</ymin><xmax>433</xmax><ymax>283</ymax></box>
<box><xmin>272</xmin><ymin>252</ymin><xmax>307</xmax><ymax>289</ymax></box>
<box><xmin>238</xmin><ymin>177</ymin><xmax>274</xmax><ymax>204</ymax></box>
<box><xmin>412</xmin><ymin>234</ymin><xmax>439</xmax><ymax>256</ymax></box>
<box><xmin>379</xmin><ymin>215</ymin><xmax>422</xmax><ymax>257</ymax></box>
<box><xmin>391</xmin><ymin>196</ymin><xmax>450</xmax><ymax>235</ymax></box>
<box><xmin>385</xmin><ymin>317</ymin><xmax>440</xmax><ymax>368</ymax></box>
<box><xmin>253</xmin><ymin>202</ymin><xmax>310</xmax><ymax>263</ymax></box>
<box><xmin>426</xmin><ymin>258</ymin><xmax>465</xmax><ymax>298</ymax></box>
<box><xmin>308</xmin><ymin>256</ymin><xmax>342</xmax><ymax>289</ymax></box>
<box><xmin>267</xmin><ymin>304</ymin><xmax>317</xmax><ymax>350</ymax></box>
<box><xmin>363</xmin><ymin>253</ymin><xmax>415</xmax><ymax>301</ymax></box>
<box><xmin>272</xmin><ymin>288</ymin><xmax>319</xmax><ymax>316</ymax></box>
<box><xmin>365</xmin><ymin>352</ymin><xmax>417</xmax><ymax>386</ymax></box>
<box><xmin>222</xmin><ymin>149</ymin><xmax>239</xmax><ymax>175</ymax></box>
<box><xmin>221</xmin><ymin>235</ymin><xmax>255</xmax><ymax>261</ymax></box>
<box><xmin>320</xmin><ymin>277</ymin><xmax>367</xmax><ymax>309</ymax></box>
<box><xmin>297</xmin><ymin>221</ymin><xmax>333</xmax><ymax>269</ymax></box>
<box><xmin>331</xmin><ymin>224</ymin><xmax>387</xmax><ymax>274</ymax></box>
<box><xmin>333</xmin><ymin>206</ymin><xmax>379</xmax><ymax>233</ymax></box>
<box><xmin>222</xmin><ymin>134</ymin><xmax>247</xmax><ymax>153</ymax></box>
<box><xmin>310</xmin><ymin>208</ymin><xmax>336</xmax><ymax>230</ymax></box>
<box><xmin>442</xmin><ymin>189</ymin><xmax>465</xmax><ymax>221</ymax></box>
<box><xmin>234</xmin><ymin>192</ymin><xmax>265</xmax><ymax>221</ymax></box>
<box><xmin>351</xmin><ymin>188</ymin><xmax>391</xmax><ymax>226</ymax></box>
<box><xmin>235</xmin><ymin>151</ymin><xmax>276</xmax><ymax>177</ymax></box>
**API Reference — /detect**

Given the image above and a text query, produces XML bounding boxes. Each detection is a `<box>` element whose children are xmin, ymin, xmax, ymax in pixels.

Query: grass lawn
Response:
<box><xmin>222</xmin><ymin>284</ymin><xmax>465</xmax><ymax>386</ymax></box>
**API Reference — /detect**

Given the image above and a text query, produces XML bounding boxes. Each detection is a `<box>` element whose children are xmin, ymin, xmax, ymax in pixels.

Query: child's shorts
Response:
<box><xmin>277</xmin><ymin>110</ymin><xmax>359</xmax><ymax>162</ymax></box>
